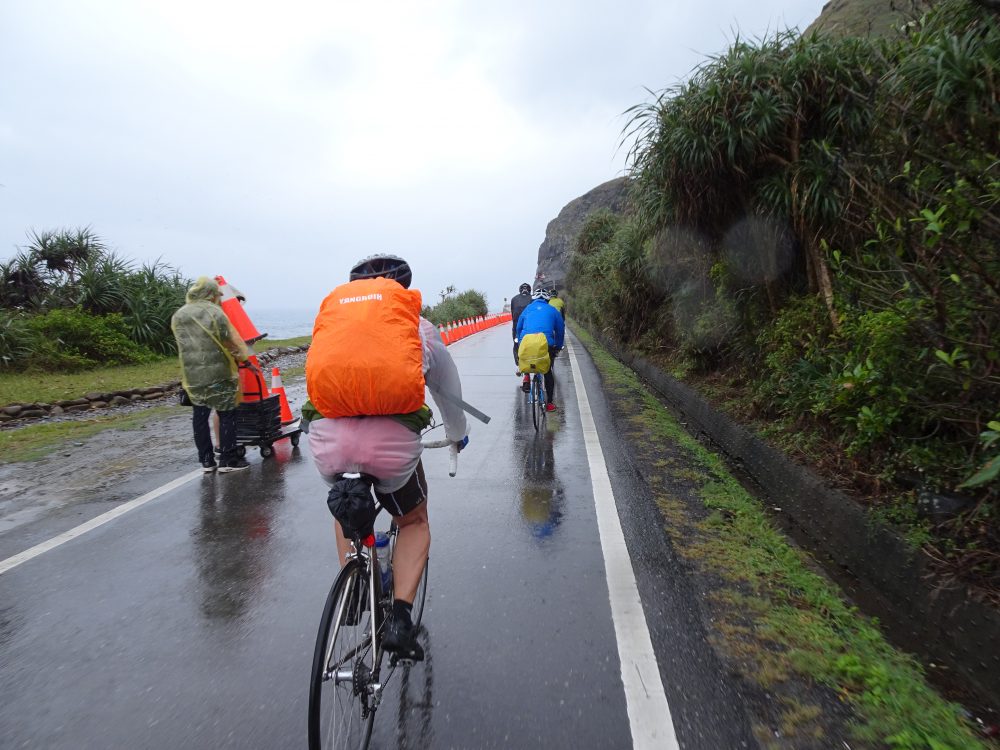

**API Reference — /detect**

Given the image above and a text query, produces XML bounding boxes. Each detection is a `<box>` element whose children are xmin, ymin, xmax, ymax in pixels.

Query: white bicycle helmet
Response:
<box><xmin>531</xmin><ymin>288</ymin><xmax>552</xmax><ymax>301</ymax></box>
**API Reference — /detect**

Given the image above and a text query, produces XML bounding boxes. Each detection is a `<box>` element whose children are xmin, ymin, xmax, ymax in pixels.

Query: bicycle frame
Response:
<box><xmin>327</xmin><ymin>535</ymin><xmax>385</xmax><ymax>709</ymax></box>
<box><xmin>310</xmin><ymin>436</ymin><xmax>457</xmax><ymax>749</ymax></box>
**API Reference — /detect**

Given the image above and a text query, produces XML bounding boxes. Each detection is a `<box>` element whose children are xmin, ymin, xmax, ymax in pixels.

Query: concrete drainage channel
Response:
<box><xmin>0</xmin><ymin>345</ymin><xmax>310</xmax><ymax>427</ymax></box>
<box><xmin>579</xmin><ymin>327</ymin><xmax>1000</xmax><ymax>710</ymax></box>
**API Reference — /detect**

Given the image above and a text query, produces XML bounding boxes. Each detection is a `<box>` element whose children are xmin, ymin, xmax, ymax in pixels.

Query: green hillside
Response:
<box><xmin>568</xmin><ymin>0</ymin><xmax>1000</xmax><ymax>596</ymax></box>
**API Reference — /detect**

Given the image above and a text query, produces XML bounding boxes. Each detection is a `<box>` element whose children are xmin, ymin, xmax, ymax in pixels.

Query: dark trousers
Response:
<box><xmin>544</xmin><ymin>347</ymin><xmax>557</xmax><ymax>404</ymax></box>
<box><xmin>192</xmin><ymin>405</ymin><xmax>237</xmax><ymax>463</ymax></box>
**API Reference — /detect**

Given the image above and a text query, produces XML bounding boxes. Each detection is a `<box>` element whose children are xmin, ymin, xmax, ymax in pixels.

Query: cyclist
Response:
<box><xmin>516</xmin><ymin>288</ymin><xmax>565</xmax><ymax>412</ymax></box>
<box><xmin>548</xmin><ymin>286</ymin><xmax>565</xmax><ymax>319</ymax></box>
<box><xmin>303</xmin><ymin>254</ymin><xmax>468</xmax><ymax>662</ymax></box>
<box><xmin>510</xmin><ymin>282</ymin><xmax>533</xmax><ymax>390</ymax></box>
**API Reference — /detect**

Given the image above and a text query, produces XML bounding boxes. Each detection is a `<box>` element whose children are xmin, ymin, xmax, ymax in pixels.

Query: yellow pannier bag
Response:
<box><xmin>517</xmin><ymin>333</ymin><xmax>551</xmax><ymax>374</ymax></box>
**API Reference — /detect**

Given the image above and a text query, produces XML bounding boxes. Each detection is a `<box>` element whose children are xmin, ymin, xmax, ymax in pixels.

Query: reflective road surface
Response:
<box><xmin>0</xmin><ymin>326</ymin><xmax>756</xmax><ymax>749</ymax></box>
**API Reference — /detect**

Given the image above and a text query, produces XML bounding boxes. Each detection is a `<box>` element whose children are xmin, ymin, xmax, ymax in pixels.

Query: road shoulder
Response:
<box><xmin>570</xmin><ymin>325</ymin><xmax>989</xmax><ymax>750</ymax></box>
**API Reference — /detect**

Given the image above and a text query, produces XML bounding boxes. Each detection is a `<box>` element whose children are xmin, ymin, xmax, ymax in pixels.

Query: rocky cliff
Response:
<box><xmin>805</xmin><ymin>0</ymin><xmax>936</xmax><ymax>37</ymax></box>
<box><xmin>533</xmin><ymin>177</ymin><xmax>630</xmax><ymax>289</ymax></box>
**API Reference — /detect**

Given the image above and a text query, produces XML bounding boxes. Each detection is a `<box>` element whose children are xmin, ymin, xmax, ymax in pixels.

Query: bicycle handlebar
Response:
<box><xmin>421</xmin><ymin>439</ymin><xmax>459</xmax><ymax>477</ymax></box>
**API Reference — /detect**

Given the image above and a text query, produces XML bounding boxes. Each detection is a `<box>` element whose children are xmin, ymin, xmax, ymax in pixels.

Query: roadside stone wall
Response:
<box><xmin>0</xmin><ymin>344</ymin><xmax>309</xmax><ymax>425</ymax></box>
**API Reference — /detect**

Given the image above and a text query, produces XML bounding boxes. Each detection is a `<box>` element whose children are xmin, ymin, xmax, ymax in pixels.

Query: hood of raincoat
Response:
<box><xmin>172</xmin><ymin>276</ymin><xmax>250</xmax><ymax>411</ymax></box>
<box><xmin>186</xmin><ymin>276</ymin><xmax>222</xmax><ymax>305</ymax></box>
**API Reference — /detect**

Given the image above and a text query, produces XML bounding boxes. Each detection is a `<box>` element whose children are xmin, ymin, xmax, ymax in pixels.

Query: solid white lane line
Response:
<box><xmin>0</xmin><ymin>469</ymin><xmax>203</xmax><ymax>576</ymax></box>
<box><xmin>567</xmin><ymin>337</ymin><xmax>680</xmax><ymax>750</ymax></box>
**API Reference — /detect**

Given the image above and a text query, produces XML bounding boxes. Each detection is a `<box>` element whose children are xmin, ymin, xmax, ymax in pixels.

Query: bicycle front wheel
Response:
<box><xmin>308</xmin><ymin>559</ymin><xmax>377</xmax><ymax>750</ymax></box>
<box><xmin>412</xmin><ymin>559</ymin><xmax>429</xmax><ymax>628</ymax></box>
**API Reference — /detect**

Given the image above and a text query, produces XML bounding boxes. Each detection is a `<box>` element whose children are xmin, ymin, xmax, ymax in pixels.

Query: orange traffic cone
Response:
<box><xmin>216</xmin><ymin>275</ymin><xmax>265</xmax><ymax>344</ymax></box>
<box><xmin>439</xmin><ymin>325</ymin><xmax>449</xmax><ymax>345</ymax></box>
<box><xmin>270</xmin><ymin>367</ymin><xmax>295</xmax><ymax>424</ymax></box>
<box><xmin>239</xmin><ymin>355</ymin><xmax>270</xmax><ymax>402</ymax></box>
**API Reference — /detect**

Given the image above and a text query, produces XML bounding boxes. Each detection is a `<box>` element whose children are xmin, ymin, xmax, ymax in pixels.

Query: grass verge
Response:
<box><xmin>574</xmin><ymin>323</ymin><xmax>988</xmax><ymax>750</ymax></box>
<box><xmin>0</xmin><ymin>336</ymin><xmax>311</xmax><ymax>406</ymax></box>
<box><xmin>0</xmin><ymin>406</ymin><xmax>182</xmax><ymax>463</ymax></box>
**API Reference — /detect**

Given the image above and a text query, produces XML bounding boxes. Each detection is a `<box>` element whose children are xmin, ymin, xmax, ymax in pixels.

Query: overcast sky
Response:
<box><xmin>1</xmin><ymin>0</ymin><xmax>823</xmax><ymax>315</ymax></box>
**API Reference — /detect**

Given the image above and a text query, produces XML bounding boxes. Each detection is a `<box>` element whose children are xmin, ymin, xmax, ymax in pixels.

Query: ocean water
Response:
<box><xmin>249</xmin><ymin>308</ymin><xmax>316</xmax><ymax>340</ymax></box>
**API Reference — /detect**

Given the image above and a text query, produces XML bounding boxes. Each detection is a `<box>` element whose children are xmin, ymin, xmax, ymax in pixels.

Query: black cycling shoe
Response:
<box><xmin>383</xmin><ymin>617</ymin><xmax>424</xmax><ymax>663</ymax></box>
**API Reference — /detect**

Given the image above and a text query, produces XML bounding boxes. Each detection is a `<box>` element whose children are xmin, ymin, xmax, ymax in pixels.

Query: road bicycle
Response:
<box><xmin>307</xmin><ymin>436</ymin><xmax>458</xmax><ymax>750</ymax></box>
<box><xmin>526</xmin><ymin>371</ymin><xmax>547</xmax><ymax>431</ymax></box>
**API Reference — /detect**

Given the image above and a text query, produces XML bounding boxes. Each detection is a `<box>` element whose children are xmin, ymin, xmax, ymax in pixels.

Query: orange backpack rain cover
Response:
<box><xmin>306</xmin><ymin>278</ymin><xmax>425</xmax><ymax>418</ymax></box>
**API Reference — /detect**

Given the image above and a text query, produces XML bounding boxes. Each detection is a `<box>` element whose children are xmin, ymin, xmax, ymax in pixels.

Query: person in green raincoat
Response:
<box><xmin>171</xmin><ymin>276</ymin><xmax>251</xmax><ymax>473</ymax></box>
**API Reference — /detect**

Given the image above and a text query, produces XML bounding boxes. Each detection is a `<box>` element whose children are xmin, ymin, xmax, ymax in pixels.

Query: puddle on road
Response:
<box><xmin>0</xmin><ymin>376</ymin><xmax>309</xmax><ymax>540</ymax></box>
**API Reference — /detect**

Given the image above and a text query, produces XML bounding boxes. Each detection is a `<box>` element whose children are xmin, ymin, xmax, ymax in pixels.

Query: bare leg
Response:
<box><xmin>391</xmin><ymin>503</ymin><xmax>429</xmax><ymax>603</ymax></box>
<box><xmin>333</xmin><ymin>520</ymin><xmax>352</xmax><ymax>567</ymax></box>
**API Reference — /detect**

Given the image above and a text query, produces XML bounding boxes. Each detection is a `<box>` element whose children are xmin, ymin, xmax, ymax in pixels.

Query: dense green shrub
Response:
<box><xmin>568</xmin><ymin>0</ymin><xmax>1000</xmax><ymax>588</ymax></box>
<box><xmin>0</xmin><ymin>311</ymin><xmax>39</xmax><ymax>369</ymax></box>
<box><xmin>0</xmin><ymin>228</ymin><xmax>189</xmax><ymax>367</ymax></box>
<box><xmin>423</xmin><ymin>289</ymin><xmax>488</xmax><ymax>327</ymax></box>
<box><xmin>26</xmin><ymin>308</ymin><xmax>157</xmax><ymax>371</ymax></box>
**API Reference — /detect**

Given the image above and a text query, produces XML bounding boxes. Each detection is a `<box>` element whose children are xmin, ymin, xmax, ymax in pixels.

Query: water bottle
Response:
<box><xmin>374</xmin><ymin>532</ymin><xmax>392</xmax><ymax>593</ymax></box>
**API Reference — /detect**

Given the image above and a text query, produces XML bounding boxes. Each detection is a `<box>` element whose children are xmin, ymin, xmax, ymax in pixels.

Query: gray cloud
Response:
<box><xmin>1</xmin><ymin>0</ymin><xmax>824</xmax><ymax>315</ymax></box>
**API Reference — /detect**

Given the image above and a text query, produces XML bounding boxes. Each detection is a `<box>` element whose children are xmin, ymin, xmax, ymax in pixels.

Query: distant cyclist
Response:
<box><xmin>548</xmin><ymin>286</ymin><xmax>565</xmax><ymax>319</ymax></box>
<box><xmin>303</xmin><ymin>254</ymin><xmax>469</xmax><ymax>662</ymax></box>
<box><xmin>516</xmin><ymin>288</ymin><xmax>565</xmax><ymax>411</ymax></box>
<box><xmin>510</xmin><ymin>282</ymin><xmax>533</xmax><ymax>389</ymax></box>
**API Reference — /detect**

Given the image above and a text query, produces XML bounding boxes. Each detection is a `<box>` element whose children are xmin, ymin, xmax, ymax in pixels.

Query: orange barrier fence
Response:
<box><xmin>437</xmin><ymin>312</ymin><xmax>512</xmax><ymax>346</ymax></box>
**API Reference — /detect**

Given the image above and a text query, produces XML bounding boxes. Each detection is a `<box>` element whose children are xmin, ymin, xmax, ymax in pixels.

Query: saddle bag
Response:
<box><xmin>326</xmin><ymin>475</ymin><xmax>378</xmax><ymax>537</ymax></box>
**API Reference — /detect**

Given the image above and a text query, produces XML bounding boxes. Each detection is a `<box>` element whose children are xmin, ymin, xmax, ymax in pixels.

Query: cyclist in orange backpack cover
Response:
<box><xmin>303</xmin><ymin>255</ymin><xmax>468</xmax><ymax>662</ymax></box>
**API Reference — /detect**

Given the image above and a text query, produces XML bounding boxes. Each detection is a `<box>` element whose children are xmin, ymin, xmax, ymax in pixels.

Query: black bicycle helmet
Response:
<box><xmin>349</xmin><ymin>254</ymin><xmax>412</xmax><ymax>289</ymax></box>
<box><xmin>519</xmin><ymin>282</ymin><xmax>531</xmax><ymax>294</ymax></box>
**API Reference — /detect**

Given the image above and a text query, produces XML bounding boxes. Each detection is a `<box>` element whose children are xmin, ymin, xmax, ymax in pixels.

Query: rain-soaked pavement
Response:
<box><xmin>0</xmin><ymin>326</ymin><xmax>757</xmax><ymax>749</ymax></box>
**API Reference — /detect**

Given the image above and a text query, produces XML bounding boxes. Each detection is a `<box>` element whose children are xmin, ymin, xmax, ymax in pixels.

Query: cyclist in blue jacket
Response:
<box><xmin>516</xmin><ymin>288</ymin><xmax>565</xmax><ymax>411</ymax></box>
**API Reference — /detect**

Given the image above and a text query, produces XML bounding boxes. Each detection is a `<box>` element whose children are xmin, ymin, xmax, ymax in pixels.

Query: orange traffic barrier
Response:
<box><xmin>270</xmin><ymin>367</ymin><xmax>295</xmax><ymax>424</ymax></box>
<box><xmin>216</xmin><ymin>275</ymin><xmax>264</xmax><ymax>344</ymax></box>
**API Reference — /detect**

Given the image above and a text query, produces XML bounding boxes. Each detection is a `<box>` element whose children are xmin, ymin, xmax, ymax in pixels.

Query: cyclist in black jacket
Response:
<box><xmin>510</xmin><ymin>282</ymin><xmax>533</xmax><ymax>387</ymax></box>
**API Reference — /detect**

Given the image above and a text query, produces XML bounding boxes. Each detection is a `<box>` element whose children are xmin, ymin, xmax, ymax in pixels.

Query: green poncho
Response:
<box><xmin>171</xmin><ymin>276</ymin><xmax>250</xmax><ymax>411</ymax></box>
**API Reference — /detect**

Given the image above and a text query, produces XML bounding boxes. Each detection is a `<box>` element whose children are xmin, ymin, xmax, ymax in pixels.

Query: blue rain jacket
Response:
<box><xmin>516</xmin><ymin>300</ymin><xmax>565</xmax><ymax>349</ymax></box>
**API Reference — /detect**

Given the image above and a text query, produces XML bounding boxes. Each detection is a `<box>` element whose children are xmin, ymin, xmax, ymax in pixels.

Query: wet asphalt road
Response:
<box><xmin>0</xmin><ymin>326</ymin><xmax>756</xmax><ymax>749</ymax></box>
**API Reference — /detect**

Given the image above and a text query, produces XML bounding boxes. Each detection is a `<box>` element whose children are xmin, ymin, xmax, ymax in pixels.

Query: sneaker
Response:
<box><xmin>546</xmin><ymin>403</ymin><xmax>557</xmax><ymax>412</ymax></box>
<box><xmin>521</xmin><ymin>375</ymin><xmax>531</xmax><ymax>393</ymax></box>
<box><xmin>201</xmin><ymin>457</ymin><xmax>217</xmax><ymax>473</ymax></box>
<box><xmin>383</xmin><ymin>617</ymin><xmax>424</xmax><ymax>662</ymax></box>
<box><xmin>218</xmin><ymin>458</ymin><xmax>250</xmax><ymax>473</ymax></box>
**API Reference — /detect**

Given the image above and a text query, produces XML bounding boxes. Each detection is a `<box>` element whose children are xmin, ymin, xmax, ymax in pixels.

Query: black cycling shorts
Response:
<box><xmin>375</xmin><ymin>460</ymin><xmax>428</xmax><ymax>517</ymax></box>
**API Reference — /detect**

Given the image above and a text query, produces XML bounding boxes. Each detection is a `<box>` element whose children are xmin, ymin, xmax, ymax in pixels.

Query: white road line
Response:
<box><xmin>566</xmin><ymin>337</ymin><xmax>680</xmax><ymax>750</ymax></box>
<box><xmin>0</xmin><ymin>469</ymin><xmax>203</xmax><ymax>576</ymax></box>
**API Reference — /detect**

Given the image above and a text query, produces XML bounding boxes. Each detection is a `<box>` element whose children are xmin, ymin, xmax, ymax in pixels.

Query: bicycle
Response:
<box><xmin>526</xmin><ymin>371</ymin><xmax>547</xmax><ymax>431</ymax></box>
<box><xmin>307</xmin><ymin>436</ymin><xmax>458</xmax><ymax>750</ymax></box>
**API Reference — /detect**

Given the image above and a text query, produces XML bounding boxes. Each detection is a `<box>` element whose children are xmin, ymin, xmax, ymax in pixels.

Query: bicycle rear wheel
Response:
<box><xmin>531</xmin><ymin>377</ymin><xmax>540</xmax><ymax>431</ymax></box>
<box><xmin>308</xmin><ymin>559</ymin><xmax>378</xmax><ymax>750</ymax></box>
